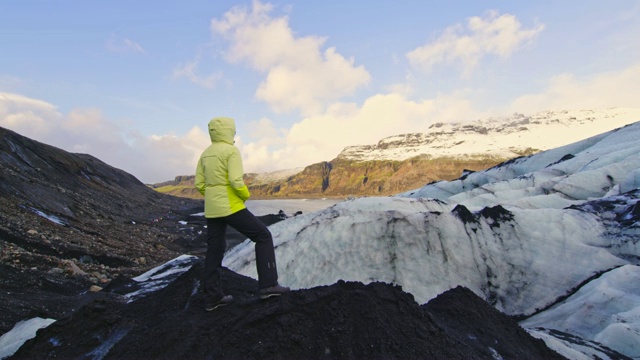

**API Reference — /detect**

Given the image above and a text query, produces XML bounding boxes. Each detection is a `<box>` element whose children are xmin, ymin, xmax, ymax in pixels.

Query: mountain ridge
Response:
<box><xmin>337</xmin><ymin>108</ymin><xmax>638</xmax><ymax>161</ymax></box>
<box><xmin>153</xmin><ymin>107</ymin><xmax>640</xmax><ymax>199</ymax></box>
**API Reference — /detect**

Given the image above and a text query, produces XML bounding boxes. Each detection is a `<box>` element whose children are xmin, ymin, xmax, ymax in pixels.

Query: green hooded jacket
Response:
<box><xmin>195</xmin><ymin>117</ymin><xmax>250</xmax><ymax>218</ymax></box>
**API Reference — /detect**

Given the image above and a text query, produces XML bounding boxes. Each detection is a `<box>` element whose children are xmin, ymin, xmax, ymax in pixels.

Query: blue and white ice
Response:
<box><xmin>125</xmin><ymin>254</ymin><xmax>199</xmax><ymax>302</ymax></box>
<box><xmin>28</xmin><ymin>207</ymin><xmax>67</xmax><ymax>226</ymax></box>
<box><xmin>523</xmin><ymin>265</ymin><xmax>640</xmax><ymax>359</ymax></box>
<box><xmin>224</xmin><ymin>121</ymin><xmax>640</xmax><ymax>359</ymax></box>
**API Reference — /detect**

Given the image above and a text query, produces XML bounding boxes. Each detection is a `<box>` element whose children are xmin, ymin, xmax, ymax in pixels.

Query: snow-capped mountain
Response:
<box><xmin>157</xmin><ymin>107</ymin><xmax>640</xmax><ymax>199</ymax></box>
<box><xmin>224</xmin><ymin>120</ymin><xmax>640</xmax><ymax>359</ymax></box>
<box><xmin>338</xmin><ymin>107</ymin><xmax>640</xmax><ymax>162</ymax></box>
<box><xmin>245</xmin><ymin>167</ymin><xmax>305</xmax><ymax>184</ymax></box>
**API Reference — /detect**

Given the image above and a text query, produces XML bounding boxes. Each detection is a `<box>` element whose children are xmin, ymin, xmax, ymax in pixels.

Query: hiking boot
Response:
<box><xmin>259</xmin><ymin>284</ymin><xmax>290</xmax><ymax>299</ymax></box>
<box><xmin>205</xmin><ymin>295</ymin><xmax>234</xmax><ymax>311</ymax></box>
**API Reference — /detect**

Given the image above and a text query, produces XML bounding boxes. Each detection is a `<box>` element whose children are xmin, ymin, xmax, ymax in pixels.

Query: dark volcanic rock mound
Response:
<box><xmin>11</xmin><ymin>262</ymin><xmax>564</xmax><ymax>360</ymax></box>
<box><xmin>424</xmin><ymin>286</ymin><xmax>559</xmax><ymax>359</ymax></box>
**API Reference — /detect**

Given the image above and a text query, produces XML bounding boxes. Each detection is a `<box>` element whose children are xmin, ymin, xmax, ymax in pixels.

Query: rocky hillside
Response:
<box><xmin>0</xmin><ymin>126</ymin><xmax>201</xmax><ymax>333</ymax></box>
<box><xmin>155</xmin><ymin>108</ymin><xmax>640</xmax><ymax>199</ymax></box>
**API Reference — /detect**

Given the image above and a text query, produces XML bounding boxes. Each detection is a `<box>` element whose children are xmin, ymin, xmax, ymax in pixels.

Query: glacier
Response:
<box><xmin>224</xmin><ymin>121</ymin><xmax>640</xmax><ymax>359</ymax></box>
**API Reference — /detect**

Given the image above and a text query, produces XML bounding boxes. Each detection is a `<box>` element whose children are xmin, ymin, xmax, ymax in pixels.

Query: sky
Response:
<box><xmin>1</xmin><ymin>0</ymin><xmax>639</xmax><ymax>183</ymax></box>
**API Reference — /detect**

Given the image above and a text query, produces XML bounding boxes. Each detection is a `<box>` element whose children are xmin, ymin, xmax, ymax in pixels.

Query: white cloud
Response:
<box><xmin>385</xmin><ymin>83</ymin><xmax>414</xmax><ymax>97</ymax></box>
<box><xmin>407</xmin><ymin>11</ymin><xmax>544</xmax><ymax>76</ymax></box>
<box><xmin>142</xmin><ymin>127</ymin><xmax>211</xmax><ymax>178</ymax></box>
<box><xmin>106</xmin><ymin>34</ymin><xmax>145</xmax><ymax>54</ymax></box>
<box><xmin>211</xmin><ymin>0</ymin><xmax>371</xmax><ymax>116</ymax></box>
<box><xmin>0</xmin><ymin>92</ymin><xmax>61</xmax><ymax>137</ymax></box>
<box><xmin>247</xmin><ymin>117</ymin><xmax>284</xmax><ymax>143</ymax></box>
<box><xmin>0</xmin><ymin>92</ymin><xmax>209</xmax><ymax>183</ymax></box>
<box><xmin>238</xmin><ymin>92</ymin><xmax>481</xmax><ymax>173</ymax></box>
<box><xmin>508</xmin><ymin>63</ymin><xmax>640</xmax><ymax>114</ymax></box>
<box><xmin>173</xmin><ymin>57</ymin><xmax>223</xmax><ymax>89</ymax></box>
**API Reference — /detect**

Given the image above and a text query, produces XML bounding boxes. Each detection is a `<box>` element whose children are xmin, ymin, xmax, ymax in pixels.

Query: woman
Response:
<box><xmin>195</xmin><ymin>116</ymin><xmax>289</xmax><ymax>311</ymax></box>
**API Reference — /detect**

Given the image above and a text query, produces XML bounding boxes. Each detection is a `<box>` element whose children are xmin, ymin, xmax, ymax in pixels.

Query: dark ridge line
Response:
<box><xmin>514</xmin><ymin>264</ymin><xmax>626</xmax><ymax>322</ymax></box>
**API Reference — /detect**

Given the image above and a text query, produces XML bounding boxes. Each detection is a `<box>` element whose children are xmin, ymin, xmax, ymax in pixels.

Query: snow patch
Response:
<box><xmin>125</xmin><ymin>255</ymin><xmax>199</xmax><ymax>302</ymax></box>
<box><xmin>0</xmin><ymin>317</ymin><xmax>56</xmax><ymax>359</ymax></box>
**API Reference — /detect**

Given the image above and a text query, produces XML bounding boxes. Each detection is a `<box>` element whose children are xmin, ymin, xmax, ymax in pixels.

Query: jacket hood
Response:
<box><xmin>208</xmin><ymin>117</ymin><xmax>236</xmax><ymax>144</ymax></box>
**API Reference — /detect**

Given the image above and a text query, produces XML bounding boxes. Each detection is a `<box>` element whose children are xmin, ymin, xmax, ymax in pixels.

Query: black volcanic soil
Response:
<box><xmin>10</xmin><ymin>263</ymin><xmax>564</xmax><ymax>360</ymax></box>
<box><xmin>1</xmin><ymin>126</ymin><xmax>565</xmax><ymax>359</ymax></box>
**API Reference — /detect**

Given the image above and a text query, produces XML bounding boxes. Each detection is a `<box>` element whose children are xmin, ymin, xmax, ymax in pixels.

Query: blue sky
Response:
<box><xmin>1</xmin><ymin>0</ymin><xmax>639</xmax><ymax>183</ymax></box>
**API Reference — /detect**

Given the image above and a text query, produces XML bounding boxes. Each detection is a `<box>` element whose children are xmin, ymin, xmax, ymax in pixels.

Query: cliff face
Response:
<box><xmin>153</xmin><ymin>154</ymin><xmax>507</xmax><ymax>199</ymax></box>
<box><xmin>248</xmin><ymin>155</ymin><xmax>506</xmax><ymax>198</ymax></box>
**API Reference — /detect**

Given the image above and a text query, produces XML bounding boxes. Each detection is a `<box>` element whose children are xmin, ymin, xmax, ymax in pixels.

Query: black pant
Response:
<box><xmin>203</xmin><ymin>208</ymin><xmax>278</xmax><ymax>299</ymax></box>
